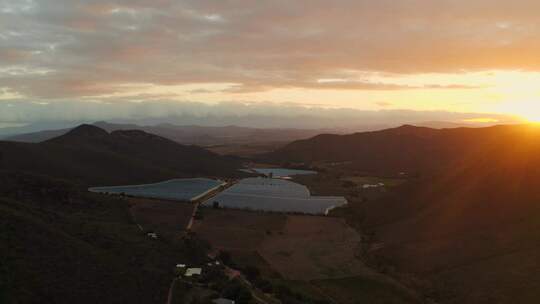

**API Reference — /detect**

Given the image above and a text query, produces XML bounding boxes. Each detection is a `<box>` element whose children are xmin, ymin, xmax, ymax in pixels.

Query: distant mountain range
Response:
<box><xmin>2</xmin><ymin>121</ymin><xmax>335</xmax><ymax>146</ymax></box>
<box><xmin>1</xmin><ymin>120</ymin><xmax>499</xmax><ymax>146</ymax></box>
<box><xmin>0</xmin><ymin>124</ymin><xmax>243</xmax><ymax>186</ymax></box>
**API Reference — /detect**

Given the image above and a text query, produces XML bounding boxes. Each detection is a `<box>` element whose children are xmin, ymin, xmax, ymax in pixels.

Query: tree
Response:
<box><xmin>217</xmin><ymin>250</ymin><xmax>232</xmax><ymax>265</ymax></box>
<box><xmin>242</xmin><ymin>265</ymin><xmax>260</xmax><ymax>281</ymax></box>
<box><xmin>221</xmin><ymin>279</ymin><xmax>252</xmax><ymax>304</ymax></box>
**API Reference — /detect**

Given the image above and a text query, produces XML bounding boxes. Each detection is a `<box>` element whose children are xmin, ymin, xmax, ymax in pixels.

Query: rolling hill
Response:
<box><xmin>0</xmin><ymin>125</ymin><xmax>238</xmax><ymax>303</ymax></box>
<box><xmin>0</xmin><ymin>124</ymin><xmax>242</xmax><ymax>186</ymax></box>
<box><xmin>267</xmin><ymin>124</ymin><xmax>536</xmax><ymax>175</ymax></box>
<box><xmin>0</xmin><ymin>170</ymin><xmax>210</xmax><ymax>304</ymax></box>
<box><xmin>4</xmin><ymin>121</ymin><xmax>328</xmax><ymax>146</ymax></box>
<box><xmin>268</xmin><ymin>124</ymin><xmax>540</xmax><ymax>303</ymax></box>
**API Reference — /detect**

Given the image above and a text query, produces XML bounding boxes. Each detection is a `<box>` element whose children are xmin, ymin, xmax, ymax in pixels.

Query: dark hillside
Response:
<box><xmin>0</xmin><ymin>171</ymin><xmax>198</xmax><ymax>304</ymax></box>
<box><xmin>5</xmin><ymin>121</ymin><xmax>326</xmax><ymax>146</ymax></box>
<box><xmin>267</xmin><ymin>124</ymin><xmax>532</xmax><ymax>176</ymax></box>
<box><xmin>0</xmin><ymin>124</ymin><xmax>242</xmax><ymax>186</ymax></box>
<box><xmin>270</xmin><ymin>124</ymin><xmax>540</xmax><ymax>303</ymax></box>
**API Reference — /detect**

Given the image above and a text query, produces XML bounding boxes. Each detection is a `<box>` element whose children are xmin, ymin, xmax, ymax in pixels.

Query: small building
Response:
<box><xmin>184</xmin><ymin>268</ymin><xmax>202</xmax><ymax>277</ymax></box>
<box><xmin>212</xmin><ymin>298</ymin><xmax>235</xmax><ymax>304</ymax></box>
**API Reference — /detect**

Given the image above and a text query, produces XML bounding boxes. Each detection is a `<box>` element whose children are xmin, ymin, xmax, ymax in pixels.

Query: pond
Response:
<box><xmin>202</xmin><ymin>177</ymin><xmax>346</xmax><ymax>215</ymax></box>
<box><xmin>89</xmin><ymin>178</ymin><xmax>224</xmax><ymax>202</ymax></box>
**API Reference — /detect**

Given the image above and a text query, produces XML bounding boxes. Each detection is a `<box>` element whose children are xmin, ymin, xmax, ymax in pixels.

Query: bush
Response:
<box><xmin>254</xmin><ymin>278</ymin><xmax>273</xmax><ymax>293</ymax></box>
<box><xmin>242</xmin><ymin>265</ymin><xmax>260</xmax><ymax>281</ymax></box>
<box><xmin>217</xmin><ymin>250</ymin><xmax>233</xmax><ymax>266</ymax></box>
<box><xmin>221</xmin><ymin>279</ymin><xmax>252</xmax><ymax>304</ymax></box>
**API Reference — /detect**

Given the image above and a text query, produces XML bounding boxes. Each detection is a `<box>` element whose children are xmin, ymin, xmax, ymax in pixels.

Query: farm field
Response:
<box><xmin>182</xmin><ymin>194</ymin><xmax>424</xmax><ymax>303</ymax></box>
<box><xmin>310</xmin><ymin>275</ymin><xmax>420</xmax><ymax>304</ymax></box>
<box><xmin>129</xmin><ymin>197</ymin><xmax>194</xmax><ymax>232</ymax></box>
<box><xmin>258</xmin><ymin>215</ymin><xmax>369</xmax><ymax>280</ymax></box>
<box><xmin>192</xmin><ymin>208</ymin><xmax>287</xmax><ymax>251</ymax></box>
<box><xmin>194</xmin><ymin>209</ymin><xmax>369</xmax><ymax>280</ymax></box>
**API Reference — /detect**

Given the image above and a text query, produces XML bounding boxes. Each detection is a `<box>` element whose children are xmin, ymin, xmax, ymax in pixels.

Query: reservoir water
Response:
<box><xmin>89</xmin><ymin>178</ymin><xmax>224</xmax><ymax>201</ymax></box>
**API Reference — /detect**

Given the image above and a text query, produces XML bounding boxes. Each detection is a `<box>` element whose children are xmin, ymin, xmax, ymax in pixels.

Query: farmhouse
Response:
<box><xmin>184</xmin><ymin>268</ymin><xmax>202</xmax><ymax>277</ymax></box>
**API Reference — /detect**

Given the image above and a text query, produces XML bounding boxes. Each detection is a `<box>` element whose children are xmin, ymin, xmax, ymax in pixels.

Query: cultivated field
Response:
<box><xmin>310</xmin><ymin>275</ymin><xmax>419</xmax><ymax>304</ymax></box>
<box><xmin>258</xmin><ymin>216</ymin><xmax>369</xmax><ymax>280</ymax></box>
<box><xmin>192</xmin><ymin>199</ymin><xmax>422</xmax><ymax>303</ymax></box>
<box><xmin>192</xmin><ymin>208</ymin><xmax>287</xmax><ymax>251</ymax></box>
<box><xmin>194</xmin><ymin>208</ymin><xmax>370</xmax><ymax>281</ymax></box>
<box><xmin>129</xmin><ymin>197</ymin><xmax>194</xmax><ymax>232</ymax></box>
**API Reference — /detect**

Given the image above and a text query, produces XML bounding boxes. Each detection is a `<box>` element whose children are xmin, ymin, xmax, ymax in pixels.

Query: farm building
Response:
<box><xmin>184</xmin><ymin>268</ymin><xmax>202</xmax><ymax>277</ymax></box>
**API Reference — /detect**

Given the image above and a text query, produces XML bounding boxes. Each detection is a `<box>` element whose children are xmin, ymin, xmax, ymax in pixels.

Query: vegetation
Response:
<box><xmin>5</xmin><ymin>123</ymin><xmax>540</xmax><ymax>303</ymax></box>
<box><xmin>0</xmin><ymin>124</ymin><xmax>243</xmax><ymax>186</ymax></box>
<box><xmin>0</xmin><ymin>171</ymin><xmax>209</xmax><ymax>304</ymax></box>
<box><xmin>268</xmin><ymin>124</ymin><xmax>540</xmax><ymax>303</ymax></box>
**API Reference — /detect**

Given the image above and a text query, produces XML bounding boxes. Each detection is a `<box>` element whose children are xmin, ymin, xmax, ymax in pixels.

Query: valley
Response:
<box><xmin>90</xmin><ymin>164</ymin><xmax>421</xmax><ymax>304</ymax></box>
<box><xmin>4</xmin><ymin>2</ymin><xmax>539</xmax><ymax>303</ymax></box>
<box><xmin>3</xmin><ymin>123</ymin><xmax>540</xmax><ymax>304</ymax></box>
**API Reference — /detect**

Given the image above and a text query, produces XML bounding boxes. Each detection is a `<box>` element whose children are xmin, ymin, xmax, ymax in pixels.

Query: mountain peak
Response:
<box><xmin>67</xmin><ymin>124</ymin><xmax>109</xmax><ymax>137</ymax></box>
<box><xmin>388</xmin><ymin>124</ymin><xmax>438</xmax><ymax>137</ymax></box>
<box><xmin>396</xmin><ymin>124</ymin><xmax>423</xmax><ymax>130</ymax></box>
<box><xmin>45</xmin><ymin>124</ymin><xmax>109</xmax><ymax>144</ymax></box>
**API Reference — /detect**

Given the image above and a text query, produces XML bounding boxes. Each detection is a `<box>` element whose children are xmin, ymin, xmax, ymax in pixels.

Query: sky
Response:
<box><xmin>1</xmin><ymin>0</ymin><xmax>540</xmax><ymax>128</ymax></box>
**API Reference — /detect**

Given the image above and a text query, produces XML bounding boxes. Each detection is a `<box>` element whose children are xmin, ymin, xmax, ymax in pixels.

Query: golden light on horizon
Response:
<box><xmin>518</xmin><ymin>102</ymin><xmax>540</xmax><ymax>122</ymax></box>
<box><xmin>494</xmin><ymin>100</ymin><xmax>540</xmax><ymax>122</ymax></box>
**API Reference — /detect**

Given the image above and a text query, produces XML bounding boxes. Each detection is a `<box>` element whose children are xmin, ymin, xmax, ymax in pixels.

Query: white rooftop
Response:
<box><xmin>185</xmin><ymin>268</ymin><xmax>202</xmax><ymax>277</ymax></box>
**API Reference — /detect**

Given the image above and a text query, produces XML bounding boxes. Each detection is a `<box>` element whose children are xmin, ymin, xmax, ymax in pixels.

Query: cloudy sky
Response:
<box><xmin>1</xmin><ymin>0</ymin><xmax>539</xmax><ymax>127</ymax></box>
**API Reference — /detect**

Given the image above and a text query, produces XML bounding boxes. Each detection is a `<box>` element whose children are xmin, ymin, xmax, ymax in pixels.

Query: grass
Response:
<box><xmin>192</xmin><ymin>208</ymin><xmax>287</xmax><ymax>251</ymax></box>
<box><xmin>311</xmin><ymin>275</ymin><xmax>419</xmax><ymax>304</ymax></box>
<box><xmin>258</xmin><ymin>216</ymin><xmax>368</xmax><ymax>281</ymax></box>
<box><xmin>129</xmin><ymin>197</ymin><xmax>195</xmax><ymax>233</ymax></box>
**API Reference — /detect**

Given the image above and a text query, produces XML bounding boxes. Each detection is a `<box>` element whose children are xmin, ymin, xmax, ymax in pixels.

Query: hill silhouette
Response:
<box><xmin>0</xmin><ymin>124</ymin><xmax>242</xmax><ymax>186</ymax></box>
<box><xmin>269</xmin><ymin>124</ymin><xmax>540</xmax><ymax>303</ymax></box>
<box><xmin>267</xmin><ymin>124</ymin><xmax>533</xmax><ymax>176</ymax></box>
<box><xmin>4</xmin><ymin>121</ymin><xmax>328</xmax><ymax>146</ymax></box>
